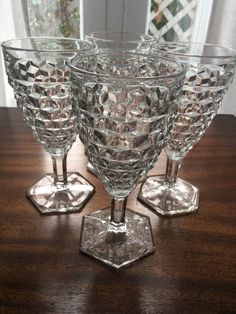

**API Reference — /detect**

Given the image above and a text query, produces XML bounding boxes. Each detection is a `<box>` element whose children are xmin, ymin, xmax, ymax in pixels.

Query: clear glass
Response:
<box><xmin>86</xmin><ymin>31</ymin><xmax>156</xmax><ymax>52</ymax></box>
<box><xmin>138</xmin><ymin>42</ymin><xmax>236</xmax><ymax>216</ymax></box>
<box><xmin>28</xmin><ymin>0</ymin><xmax>80</xmax><ymax>38</ymax></box>
<box><xmin>69</xmin><ymin>50</ymin><xmax>185</xmax><ymax>269</ymax></box>
<box><xmin>85</xmin><ymin>31</ymin><xmax>156</xmax><ymax>174</ymax></box>
<box><xmin>1</xmin><ymin>37</ymin><xmax>95</xmax><ymax>215</ymax></box>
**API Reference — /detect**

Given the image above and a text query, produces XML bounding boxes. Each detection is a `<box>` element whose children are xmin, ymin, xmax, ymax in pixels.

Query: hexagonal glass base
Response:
<box><xmin>27</xmin><ymin>173</ymin><xmax>95</xmax><ymax>215</ymax></box>
<box><xmin>138</xmin><ymin>175</ymin><xmax>199</xmax><ymax>216</ymax></box>
<box><xmin>80</xmin><ymin>208</ymin><xmax>155</xmax><ymax>270</ymax></box>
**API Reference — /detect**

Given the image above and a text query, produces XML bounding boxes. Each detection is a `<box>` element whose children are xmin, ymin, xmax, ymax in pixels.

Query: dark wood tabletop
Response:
<box><xmin>0</xmin><ymin>108</ymin><xmax>236</xmax><ymax>314</ymax></box>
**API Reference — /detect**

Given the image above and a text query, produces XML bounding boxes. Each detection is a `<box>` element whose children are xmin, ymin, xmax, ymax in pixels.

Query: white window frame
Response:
<box><xmin>80</xmin><ymin>0</ymin><xmax>151</xmax><ymax>38</ymax></box>
<box><xmin>190</xmin><ymin>0</ymin><xmax>213</xmax><ymax>43</ymax></box>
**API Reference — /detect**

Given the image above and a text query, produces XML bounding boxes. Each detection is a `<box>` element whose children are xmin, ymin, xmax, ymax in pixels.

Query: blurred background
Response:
<box><xmin>0</xmin><ymin>0</ymin><xmax>236</xmax><ymax>114</ymax></box>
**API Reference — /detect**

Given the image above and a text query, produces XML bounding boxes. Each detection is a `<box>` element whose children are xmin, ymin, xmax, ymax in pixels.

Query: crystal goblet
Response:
<box><xmin>85</xmin><ymin>32</ymin><xmax>156</xmax><ymax>174</ymax></box>
<box><xmin>1</xmin><ymin>37</ymin><xmax>95</xmax><ymax>214</ymax></box>
<box><xmin>69</xmin><ymin>50</ymin><xmax>185</xmax><ymax>269</ymax></box>
<box><xmin>139</xmin><ymin>42</ymin><xmax>236</xmax><ymax>216</ymax></box>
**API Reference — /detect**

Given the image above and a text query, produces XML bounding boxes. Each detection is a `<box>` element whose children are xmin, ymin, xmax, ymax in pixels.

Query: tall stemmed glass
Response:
<box><xmin>85</xmin><ymin>32</ymin><xmax>156</xmax><ymax>174</ymax></box>
<box><xmin>139</xmin><ymin>42</ymin><xmax>236</xmax><ymax>216</ymax></box>
<box><xmin>69</xmin><ymin>50</ymin><xmax>185</xmax><ymax>269</ymax></box>
<box><xmin>2</xmin><ymin>37</ymin><xmax>95</xmax><ymax>214</ymax></box>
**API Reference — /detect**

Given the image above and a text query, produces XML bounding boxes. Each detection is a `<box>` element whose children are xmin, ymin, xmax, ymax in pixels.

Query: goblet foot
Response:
<box><xmin>27</xmin><ymin>173</ymin><xmax>95</xmax><ymax>215</ymax></box>
<box><xmin>138</xmin><ymin>175</ymin><xmax>199</xmax><ymax>216</ymax></box>
<box><xmin>80</xmin><ymin>208</ymin><xmax>155</xmax><ymax>270</ymax></box>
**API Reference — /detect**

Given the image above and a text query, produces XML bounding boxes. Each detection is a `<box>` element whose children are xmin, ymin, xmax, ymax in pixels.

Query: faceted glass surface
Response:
<box><xmin>153</xmin><ymin>42</ymin><xmax>236</xmax><ymax>160</ymax></box>
<box><xmin>71</xmin><ymin>52</ymin><xmax>184</xmax><ymax>198</ymax></box>
<box><xmin>139</xmin><ymin>42</ymin><xmax>236</xmax><ymax>216</ymax></box>
<box><xmin>166</xmin><ymin>62</ymin><xmax>235</xmax><ymax>160</ymax></box>
<box><xmin>84</xmin><ymin>32</ymin><xmax>156</xmax><ymax>176</ymax></box>
<box><xmin>2</xmin><ymin>38</ymin><xmax>95</xmax><ymax>214</ymax></box>
<box><xmin>12</xmin><ymin>58</ymin><xmax>77</xmax><ymax>156</ymax></box>
<box><xmin>70</xmin><ymin>51</ymin><xmax>185</xmax><ymax>268</ymax></box>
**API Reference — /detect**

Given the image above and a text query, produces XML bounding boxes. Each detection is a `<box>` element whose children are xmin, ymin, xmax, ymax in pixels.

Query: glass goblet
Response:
<box><xmin>139</xmin><ymin>42</ymin><xmax>236</xmax><ymax>216</ymax></box>
<box><xmin>69</xmin><ymin>50</ymin><xmax>185</xmax><ymax>269</ymax></box>
<box><xmin>85</xmin><ymin>31</ymin><xmax>156</xmax><ymax>174</ymax></box>
<box><xmin>1</xmin><ymin>37</ymin><xmax>95</xmax><ymax>214</ymax></box>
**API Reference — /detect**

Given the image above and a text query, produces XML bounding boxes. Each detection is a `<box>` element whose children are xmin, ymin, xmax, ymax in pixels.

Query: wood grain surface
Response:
<box><xmin>0</xmin><ymin>108</ymin><xmax>236</xmax><ymax>314</ymax></box>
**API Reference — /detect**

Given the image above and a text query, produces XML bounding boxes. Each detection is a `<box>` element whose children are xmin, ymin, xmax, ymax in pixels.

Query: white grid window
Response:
<box><xmin>149</xmin><ymin>0</ymin><xmax>198</xmax><ymax>42</ymax></box>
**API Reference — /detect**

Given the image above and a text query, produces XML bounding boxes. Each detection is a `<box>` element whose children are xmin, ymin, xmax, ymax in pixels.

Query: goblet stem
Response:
<box><xmin>52</xmin><ymin>154</ymin><xmax>68</xmax><ymax>185</ymax></box>
<box><xmin>110</xmin><ymin>197</ymin><xmax>127</xmax><ymax>226</ymax></box>
<box><xmin>165</xmin><ymin>158</ymin><xmax>181</xmax><ymax>185</ymax></box>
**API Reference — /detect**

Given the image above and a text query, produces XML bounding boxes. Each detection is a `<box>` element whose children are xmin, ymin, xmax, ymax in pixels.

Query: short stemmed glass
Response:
<box><xmin>2</xmin><ymin>37</ymin><xmax>95</xmax><ymax>214</ymax></box>
<box><xmin>69</xmin><ymin>50</ymin><xmax>185</xmax><ymax>269</ymax></box>
<box><xmin>85</xmin><ymin>32</ymin><xmax>156</xmax><ymax>174</ymax></box>
<box><xmin>138</xmin><ymin>42</ymin><xmax>236</xmax><ymax>216</ymax></box>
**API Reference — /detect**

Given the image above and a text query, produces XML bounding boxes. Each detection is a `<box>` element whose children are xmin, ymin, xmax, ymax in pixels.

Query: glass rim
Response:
<box><xmin>69</xmin><ymin>51</ymin><xmax>186</xmax><ymax>81</ymax></box>
<box><xmin>1</xmin><ymin>36</ymin><xmax>93</xmax><ymax>53</ymax></box>
<box><xmin>85</xmin><ymin>31</ymin><xmax>156</xmax><ymax>44</ymax></box>
<box><xmin>151</xmin><ymin>41</ymin><xmax>236</xmax><ymax>60</ymax></box>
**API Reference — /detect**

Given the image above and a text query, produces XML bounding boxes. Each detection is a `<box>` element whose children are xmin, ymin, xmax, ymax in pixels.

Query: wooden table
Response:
<box><xmin>0</xmin><ymin>108</ymin><xmax>236</xmax><ymax>314</ymax></box>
